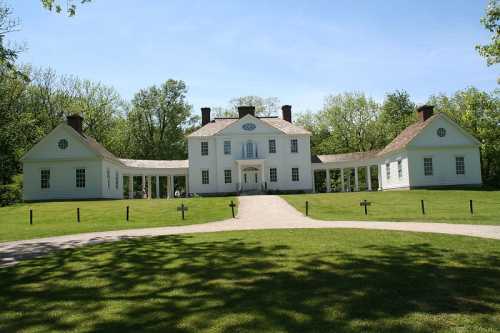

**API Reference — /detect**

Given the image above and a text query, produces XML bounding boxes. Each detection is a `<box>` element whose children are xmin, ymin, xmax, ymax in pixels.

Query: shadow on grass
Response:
<box><xmin>0</xmin><ymin>235</ymin><xmax>499</xmax><ymax>333</ymax></box>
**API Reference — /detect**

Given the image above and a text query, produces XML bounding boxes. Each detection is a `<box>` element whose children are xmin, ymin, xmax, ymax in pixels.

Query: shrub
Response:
<box><xmin>0</xmin><ymin>174</ymin><xmax>22</xmax><ymax>206</ymax></box>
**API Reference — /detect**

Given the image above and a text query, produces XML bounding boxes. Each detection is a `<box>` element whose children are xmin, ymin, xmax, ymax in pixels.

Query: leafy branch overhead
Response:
<box><xmin>476</xmin><ymin>0</ymin><xmax>500</xmax><ymax>82</ymax></box>
<box><xmin>41</xmin><ymin>0</ymin><xmax>91</xmax><ymax>16</ymax></box>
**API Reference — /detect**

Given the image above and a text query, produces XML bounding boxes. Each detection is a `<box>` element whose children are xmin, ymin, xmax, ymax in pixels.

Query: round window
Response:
<box><xmin>437</xmin><ymin>128</ymin><xmax>446</xmax><ymax>137</ymax></box>
<box><xmin>58</xmin><ymin>139</ymin><xmax>68</xmax><ymax>149</ymax></box>
<box><xmin>242</xmin><ymin>123</ymin><xmax>256</xmax><ymax>131</ymax></box>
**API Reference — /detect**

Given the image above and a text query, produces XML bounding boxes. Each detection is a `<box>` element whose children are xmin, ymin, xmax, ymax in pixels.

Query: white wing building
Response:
<box><xmin>21</xmin><ymin>104</ymin><xmax>482</xmax><ymax>201</ymax></box>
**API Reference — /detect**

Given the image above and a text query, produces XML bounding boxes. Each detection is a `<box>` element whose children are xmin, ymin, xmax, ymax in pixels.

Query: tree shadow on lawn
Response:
<box><xmin>0</xmin><ymin>234</ymin><xmax>499</xmax><ymax>333</ymax></box>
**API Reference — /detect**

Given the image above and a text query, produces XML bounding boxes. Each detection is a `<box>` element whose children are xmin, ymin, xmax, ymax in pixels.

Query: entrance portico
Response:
<box><xmin>235</xmin><ymin>159</ymin><xmax>266</xmax><ymax>193</ymax></box>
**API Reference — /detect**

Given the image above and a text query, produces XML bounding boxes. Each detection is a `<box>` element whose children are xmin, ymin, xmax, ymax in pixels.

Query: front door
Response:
<box><xmin>242</xmin><ymin>169</ymin><xmax>260</xmax><ymax>191</ymax></box>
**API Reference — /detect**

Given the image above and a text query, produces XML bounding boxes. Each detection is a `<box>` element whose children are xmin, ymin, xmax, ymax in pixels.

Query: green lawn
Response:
<box><xmin>0</xmin><ymin>229</ymin><xmax>499</xmax><ymax>332</ymax></box>
<box><xmin>282</xmin><ymin>190</ymin><xmax>500</xmax><ymax>225</ymax></box>
<box><xmin>0</xmin><ymin>197</ymin><xmax>237</xmax><ymax>242</ymax></box>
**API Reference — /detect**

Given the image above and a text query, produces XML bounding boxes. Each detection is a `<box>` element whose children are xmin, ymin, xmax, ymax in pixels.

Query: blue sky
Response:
<box><xmin>8</xmin><ymin>0</ymin><xmax>498</xmax><ymax>114</ymax></box>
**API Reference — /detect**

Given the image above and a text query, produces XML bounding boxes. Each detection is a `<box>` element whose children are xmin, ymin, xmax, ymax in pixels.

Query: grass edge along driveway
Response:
<box><xmin>0</xmin><ymin>197</ymin><xmax>238</xmax><ymax>242</ymax></box>
<box><xmin>282</xmin><ymin>189</ymin><xmax>500</xmax><ymax>225</ymax></box>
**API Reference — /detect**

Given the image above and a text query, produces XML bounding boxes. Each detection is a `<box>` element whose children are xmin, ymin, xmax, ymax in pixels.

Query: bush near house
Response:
<box><xmin>0</xmin><ymin>175</ymin><xmax>22</xmax><ymax>207</ymax></box>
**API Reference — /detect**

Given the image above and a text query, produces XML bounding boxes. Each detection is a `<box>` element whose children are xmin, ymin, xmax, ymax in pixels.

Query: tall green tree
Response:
<box><xmin>477</xmin><ymin>0</ymin><xmax>500</xmax><ymax>82</ymax></box>
<box><xmin>379</xmin><ymin>90</ymin><xmax>416</xmax><ymax>144</ymax></box>
<box><xmin>41</xmin><ymin>0</ymin><xmax>91</xmax><ymax>16</ymax></box>
<box><xmin>428</xmin><ymin>87</ymin><xmax>500</xmax><ymax>185</ymax></box>
<box><xmin>314</xmin><ymin>92</ymin><xmax>383</xmax><ymax>154</ymax></box>
<box><xmin>128</xmin><ymin>80</ymin><xmax>195</xmax><ymax>160</ymax></box>
<box><xmin>229</xmin><ymin>96</ymin><xmax>280</xmax><ymax>117</ymax></box>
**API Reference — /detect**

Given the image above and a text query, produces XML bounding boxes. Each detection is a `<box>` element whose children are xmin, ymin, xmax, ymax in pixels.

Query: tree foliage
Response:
<box><xmin>41</xmin><ymin>0</ymin><xmax>91</xmax><ymax>16</ymax></box>
<box><xmin>127</xmin><ymin>80</ymin><xmax>196</xmax><ymax>160</ymax></box>
<box><xmin>477</xmin><ymin>0</ymin><xmax>500</xmax><ymax>82</ymax></box>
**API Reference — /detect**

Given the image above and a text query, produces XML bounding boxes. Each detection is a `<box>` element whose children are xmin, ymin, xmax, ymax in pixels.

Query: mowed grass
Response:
<box><xmin>0</xmin><ymin>197</ymin><xmax>237</xmax><ymax>242</ymax></box>
<box><xmin>0</xmin><ymin>229</ymin><xmax>499</xmax><ymax>333</ymax></box>
<box><xmin>282</xmin><ymin>190</ymin><xmax>500</xmax><ymax>225</ymax></box>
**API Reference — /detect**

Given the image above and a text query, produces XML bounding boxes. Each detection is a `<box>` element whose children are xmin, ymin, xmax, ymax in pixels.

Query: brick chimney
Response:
<box><xmin>417</xmin><ymin>105</ymin><xmax>434</xmax><ymax>122</ymax></box>
<box><xmin>201</xmin><ymin>107</ymin><xmax>211</xmax><ymax>126</ymax></box>
<box><xmin>238</xmin><ymin>106</ymin><xmax>255</xmax><ymax>118</ymax></box>
<box><xmin>282</xmin><ymin>105</ymin><xmax>292</xmax><ymax>123</ymax></box>
<box><xmin>67</xmin><ymin>114</ymin><xmax>83</xmax><ymax>134</ymax></box>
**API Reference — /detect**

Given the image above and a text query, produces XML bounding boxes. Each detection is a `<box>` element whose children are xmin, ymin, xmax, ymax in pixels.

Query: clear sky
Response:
<box><xmin>8</xmin><ymin>0</ymin><xmax>498</xmax><ymax>114</ymax></box>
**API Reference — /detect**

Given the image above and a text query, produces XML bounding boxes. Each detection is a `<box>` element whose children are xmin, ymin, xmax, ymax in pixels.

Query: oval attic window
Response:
<box><xmin>58</xmin><ymin>139</ymin><xmax>68</xmax><ymax>149</ymax></box>
<box><xmin>437</xmin><ymin>128</ymin><xmax>446</xmax><ymax>137</ymax></box>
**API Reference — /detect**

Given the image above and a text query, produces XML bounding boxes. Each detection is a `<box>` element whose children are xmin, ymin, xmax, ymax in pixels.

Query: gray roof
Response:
<box><xmin>188</xmin><ymin>117</ymin><xmax>311</xmax><ymax>137</ymax></box>
<box><xmin>378</xmin><ymin>113</ymin><xmax>439</xmax><ymax>156</ymax></box>
<box><xmin>119</xmin><ymin>159</ymin><xmax>189</xmax><ymax>169</ymax></box>
<box><xmin>312</xmin><ymin>150</ymin><xmax>381</xmax><ymax>164</ymax></box>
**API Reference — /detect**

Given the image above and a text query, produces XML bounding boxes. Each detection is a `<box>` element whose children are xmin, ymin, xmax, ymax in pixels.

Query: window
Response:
<box><xmin>268</xmin><ymin>139</ymin><xmax>276</xmax><ymax>154</ymax></box>
<box><xmin>202</xmin><ymin>169</ymin><xmax>209</xmax><ymax>184</ymax></box>
<box><xmin>270</xmin><ymin>168</ymin><xmax>277</xmax><ymax>182</ymax></box>
<box><xmin>456</xmin><ymin>157</ymin><xmax>465</xmax><ymax>175</ymax></box>
<box><xmin>291</xmin><ymin>168</ymin><xmax>299</xmax><ymax>182</ymax></box>
<box><xmin>40</xmin><ymin>169</ymin><xmax>50</xmax><ymax>189</ymax></box>
<box><xmin>424</xmin><ymin>158</ymin><xmax>433</xmax><ymax>176</ymax></box>
<box><xmin>397</xmin><ymin>160</ymin><xmax>403</xmax><ymax>179</ymax></box>
<box><xmin>107</xmin><ymin>168</ymin><xmax>110</xmax><ymax>189</ymax></box>
<box><xmin>201</xmin><ymin>141</ymin><xmax>208</xmax><ymax>156</ymax></box>
<box><xmin>291</xmin><ymin>139</ymin><xmax>298</xmax><ymax>153</ymax></box>
<box><xmin>386</xmin><ymin>163</ymin><xmax>391</xmax><ymax>180</ymax></box>
<box><xmin>115</xmin><ymin>171</ymin><xmax>119</xmax><ymax>189</ymax></box>
<box><xmin>246</xmin><ymin>141</ymin><xmax>254</xmax><ymax>158</ymax></box>
<box><xmin>224</xmin><ymin>169</ymin><xmax>232</xmax><ymax>184</ymax></box>
<box><xmin>76</xmin><ymin>168</ymin><xmax>86</xmax><ymax>188</ymax></box>
<box><xmin>437</xmin><ymin>128</ymin><xmax>446</xmax><ymax>137</ymax></box>
<box><xmin>224</xmin><ymin>140</ymin><xmax>231</xmax><ymax>155</ymax></box>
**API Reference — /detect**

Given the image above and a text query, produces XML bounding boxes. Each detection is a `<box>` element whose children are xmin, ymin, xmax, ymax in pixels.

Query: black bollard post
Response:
<box><xmin>77</xmin><ymin>208</ymin><xmax>80</xmax><ymax>223</ymax></box>
<box><xmin>30</xmin><ymin>209</ymin><xmax>33</xmax><ymax>225</ymax></box>
<box><xmin>305</xmin><ymin>201</ymin><xmax>309</xmax><ymax>216</ymax></box>
<box><xmin>230</xmin><ymin>200</ymin><xmax>235</xmax><ymax>218</ymax></box>
<box><xmin>181</xmin><ymin>203</ymin><xmax>185</xmax><ymax>220</ymax></box>
<box><xmin>126</xmin><ymin>206</ymin><xmax>129</xmax><ymax>221</ymax></box>
<box><xmin>421</xmin><ymin>200</ymin><xmax>425</xmax><ymax>215</ymax></box>
<box><xmin>364</xmin><ymin>201</ymin><xmax>368</xmax><ymax>216</ymax></box>
<box><xmin>469</xmin><ymin>200</ymin><xmax>473</xmax><ymax>215</ymax></box>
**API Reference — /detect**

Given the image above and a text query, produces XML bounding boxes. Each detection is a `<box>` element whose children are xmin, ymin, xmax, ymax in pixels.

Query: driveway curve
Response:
<box><xmin>1</xmin><ymin>195</ymin><xmax>499</xmax><ymax>266</ymax></box>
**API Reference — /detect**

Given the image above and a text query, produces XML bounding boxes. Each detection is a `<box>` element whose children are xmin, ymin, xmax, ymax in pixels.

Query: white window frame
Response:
<box><xmin>269</xmin><ymin>168</ymin><xmax>278</xmax><ymax>182</ymax></box>
<box><xmin>455</xmin><ymin>156</ymin><xmax>465</xmax><ymax>175</ymax></box>
<box><xmin>223</xmin><ymin>140</ymin><xmax>231</xmax><ymax>155</ymax></box>
<box><xmin>40</xmin><ymin>169</ymin><xmax>50</xmax><ymax>189</ymax></box>
<box><xmin>290</xmin><ymin>139</ymin><xmax>298</xmax><ymax>153</ymax></box>
<box><xmin>224</xmin><ymin>169</ymin><xmax>232</xmax><ymax>184</ymax></box>
<box><xmin>291</xmin><ymin>167</ymin><xmax>299</xmax><ymax>182</ymax></box>
<box><xmin>268</xmin><ymin>139</ymin><xmax>276</xmax><ymax>154</ymax></box>
<box><xmin>76</xmin><ymin>168</ymin><xmax>86</xmax><ymax>188</ymax></box>
<box><xmin>246</xmin><ymin>141</ymin><xmax>254</xmax><ymax>159</ymax></box>
<box><xmin>201</xmin><ymin>141</ymin><xmax>208</xmax><ymax>156</ymax></box>
<box><xmin>386</xmin><ymin>162</ymin><xmax>391</xmax><ymax>180</ymax></box>
<box><xmin>397</xmin><ymin>160</ymin><xmax>403</xmax><ymax>179</ymax></box>
<box><xmin>201</xmin><ymin>169</ymin><xmax>209</xmax><ymax>185</ymax></box>
<box><xmin>424</xmin><ymin>157</ymin><xmax>433</xmax><ymax>176</ymax></box>
<box><xmin>115</xmin><ymin>171</ymin><xmax>119</xmax><ymax>190</ymax></box>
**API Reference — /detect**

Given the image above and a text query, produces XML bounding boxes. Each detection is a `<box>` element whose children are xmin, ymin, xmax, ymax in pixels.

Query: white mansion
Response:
<box><xmin>22</xmin><ymin>104</ymin><xmax>482</xmax><ymax>201</ymax></box>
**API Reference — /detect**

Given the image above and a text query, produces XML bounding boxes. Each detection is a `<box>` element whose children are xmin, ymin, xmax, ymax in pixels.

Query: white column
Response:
<box><xmin>156</xmin><ymin>175</ymin><xmax>160</xmax><ymax>199</ymax></box>
<box><xmin>326</xmin><ymin>169</ymin><xmax>331</xmax><ymax>193</ymax></box>
<box><xmin>128</xmin><ymin>176</ymin><xmax>133</xmax><ymax>199</ymax></box>
<box><xmin>354</xmin><ymin>167</ymin><xmax>359</xmax><ymax>192</ymax></box>
<box><xmin>147</xmin><ymin>176</ymin><xmax>152</xmax><ymax>199</ymax></box>
<box><xmin>141</xmin><ymin>175</ymin><xmax>146</xmax><ymax>198</ymax></box>
<box><xmin>312</xmin><ymin>170</ymin><xmax>316</xmax><ymax>193</ymax></box>
<box><xmin>167</xmin><ymin>175</ymin><xmax>172</xmax><ymax>199</ymax></box>
<box><xmin>366</xmin><ymin>166</ymin><xmax>372</xmax><ymax>191</ymax></box>
<box><xmin>340</xmin><ymin>168</ymin><xmax>345</xmax><ymax>192</ymax></box>
<box><xmin>378</xmin><ymin>164</ymin><xmax>382</xmax><ymax>191</ymax></box>
<box><xmin>170</xmin><ymin>175</ymin><xmax>175</xmax><ymax>198</ymax></box>
<box><xmin>237</xmin><ymin>166</ymin><xmax>242</xmax><ymax>192</ymax></box>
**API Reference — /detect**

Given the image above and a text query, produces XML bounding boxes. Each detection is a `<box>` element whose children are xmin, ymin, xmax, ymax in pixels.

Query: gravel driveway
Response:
<box><xmin>1</xmin><ymin>195</ymin><xmax>499</xmax><ymax>266</ymax></box>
